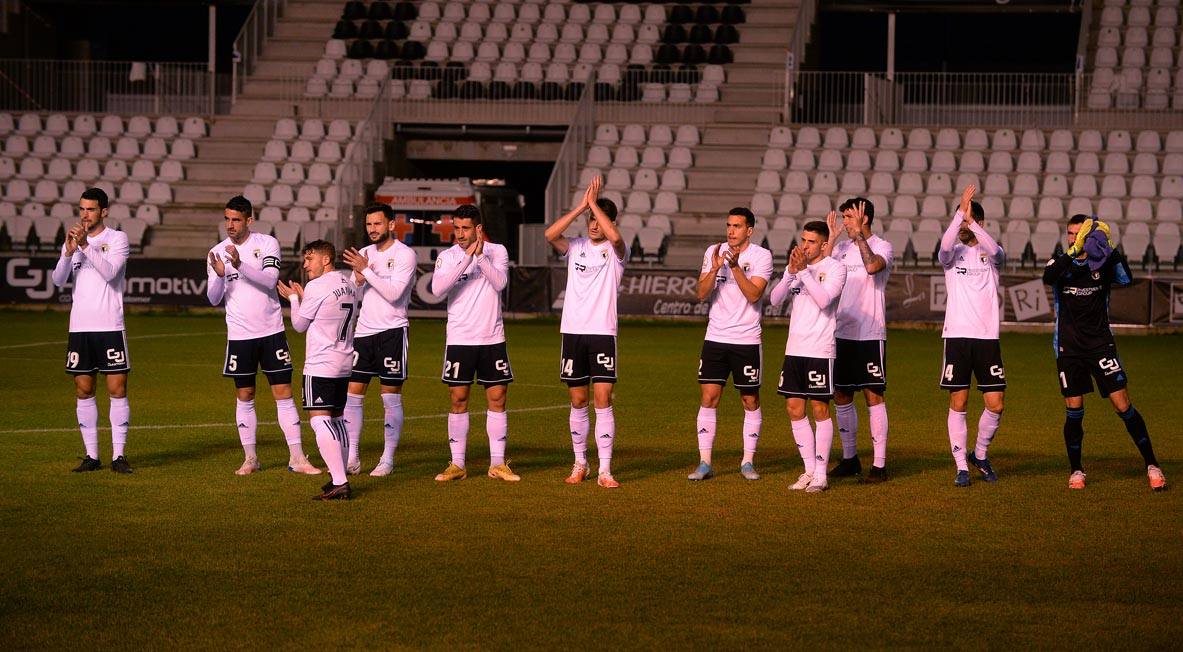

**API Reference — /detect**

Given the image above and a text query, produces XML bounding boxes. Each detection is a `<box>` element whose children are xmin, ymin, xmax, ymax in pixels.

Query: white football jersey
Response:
<box><xmin>832</xmin><ymin>235</ymin><xmax>893</xmax><ymax>341</ymax></box>
<box><xmin>297</xmin><ymin>270</ymin><xmax>360</xmax><ymax>378</ymax></box>
<box><xmin>356</xmin><ymin>239</ymin><xmax>417</xmax><ymax>336</ymax></box>
<box><xmin>772</xmin><ymin>256</ymin><xmax>847</xmax><ymax>359</ymax></box>
<box><xmin>560</xmin><ymin>236</ymin><xmax>628</xmax><ymax>336</ymax></box>
<box><xmin>941</xmin><ymin>242</ymin><xmax>1003</xmax><ymax>340</ymax></box>
<box><xmin>431</xmin><ymin>242</ymin><xmax>509</xmax><ymax>346</ymax></box>
<box><xmin>207</xmin><ymin>232</ymin><xmax>285</xmax><ymax>341</ymax></box>
<box><xmin>701</xmin><ymin>242</ymin><xmax>774</xmax><ymax>345</ymax></box>
<box><xmin>52</xmin><ymin>227</ymin><xmax>129</xmax><ymax>332</ymax></box>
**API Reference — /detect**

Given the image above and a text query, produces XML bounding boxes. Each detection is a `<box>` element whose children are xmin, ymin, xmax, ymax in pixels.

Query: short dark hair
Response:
<box><xmin>969</xmin><ymin>201</ymin><xmax>984</xmax><ymax>222</ymax></box>
<box><xmin>594</xmin><ymin>198</ymin><xmax>618</xmax><ymax>221</ymax></box>
<box><xmin>728</xmin><ymin>207</ymin><xmax>755</xmax><ymax>227</ymax></box>
<box><xmin>80</xmin><ymin>187</ymin><xmax>109</xmax><ymax>209</ymax></box>
<box><xmin>1068</xmin><ymin>214</ymin><xmax>1090</xmax><ymax>225</ymax></box>
<box><xmin>226</xmin><ymin>195</ymin><xmax>253</xmax><ymax>218</ymax></box>
<box><xmin>839</xmin><ymin>196</ymin><xmax>875</xmax><ymax>225</ymax></box>
<box><xmin>802</xmin><ymin>220</ymin><xmax>829</xmax><ymax>239</ymax></box>
<box><xmin>453</xmin><ymin>203</ymin><xmax>482</xmax><ymax>225</ymax></box>
<box><xmin>364</xmin><ymin>202</ymin><xmax>394</xmax><ymax>220</ymax></box>
<box><xmin>302</xmin><ymin>239</ymin><xmax>335</xmax><ymax>260</ymax></box>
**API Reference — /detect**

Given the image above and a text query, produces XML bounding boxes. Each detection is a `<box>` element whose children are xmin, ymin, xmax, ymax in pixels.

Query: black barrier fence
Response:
<box><xmin>5</xmin><ymin>256</ymin><xmax>1183</xmax><ymax>325</ymax></box>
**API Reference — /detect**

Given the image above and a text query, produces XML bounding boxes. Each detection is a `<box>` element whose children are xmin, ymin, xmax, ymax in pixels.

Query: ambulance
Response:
<box><xmin>372</xmin><ymin>177</ymin><xmax>522</xmax><ymax>263</ymax></box>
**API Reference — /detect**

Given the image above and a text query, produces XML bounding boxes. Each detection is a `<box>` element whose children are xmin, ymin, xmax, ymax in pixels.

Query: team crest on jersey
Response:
<box><xmin>434</xmin><ymin>257</ymin><xmax>443</xmax><ymax>269</ymax></box>
<box><xmin>817</xmin><ymin>273</ymin><xmax>826</xmax><ymax>282</ymax></box>
<box><xmin>979</xmin><ymin>253</ymin><xmax>988</xmax><ymax>264</ymax></box>
<box><xmin>742</xmin><ymin>263</ymin><xmax>750</xmax><ymax>272</ymax></box>
<box><xmin>100</xmin><ymin>243</ymin><xmax>109</xmax><ymax>253</ymax></box>
<box><xmin>387</xmin><ymin>258</ymin><xmax>396</xmax><ymax>269</ymax></box>
<box><xmin>253</xmin><ymin>248</ymin><xmax>262</xmax><ymax>259</ymax></box>
<box><xmin>601</xmin><ymin>250</ymin><xmax>608</xmax><ymax>259</ymax></box>
<box><xmin>1092</xmin><ymin>271</ymin><xmax>1100</xmax><ymax>280</ymax></box>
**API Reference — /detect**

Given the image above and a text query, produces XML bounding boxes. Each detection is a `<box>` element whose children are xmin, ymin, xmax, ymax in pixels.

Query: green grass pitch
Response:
<box><xmin>0</xmin><ymin>309</ymin><xmax>1180</xmax><ymax>648</ymax></box>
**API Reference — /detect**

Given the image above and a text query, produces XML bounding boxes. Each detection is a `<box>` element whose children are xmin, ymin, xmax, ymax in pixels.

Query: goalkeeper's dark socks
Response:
<box><xmin>1064</xmin><ymin>407</ymin><xmax>1085</xmax><ymax>472</ymax></box>
<box><xmin>1117</xmin><ymin>405</ymin><xmax>1158</xmax><ymax>467</ymax></box>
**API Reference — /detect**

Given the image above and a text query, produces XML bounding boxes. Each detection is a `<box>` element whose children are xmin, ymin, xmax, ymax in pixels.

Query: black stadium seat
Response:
<box><xmin>459</xmin><ymin>81</ymin><xmax>487</xmax><ymax>99</ymax></box>
<box><xmin>368</xmin><ymin>1</ymin><xmax>393</xmax><ymax>20</ymax></box>
<box><xmin>359</xmin><ymin>19</ymin><xmax>383</xmax><ymax>40</ymax></box>
<box><xmin>394</xmin><ymin>2</ymin><xmax>417</xmax><ymax>21</ymax></box>
<box><xmin>434</xmin><ymin>80</ymin><xmax>458</xmax><ymax>99</ymax></box>
<box><xmin>668</xmin><ymin>4</ymin><xmax>694</xmax><ymax>24</ymax></box>
<box><xmin>400</xmin><ymin>41</ymin><xmax>426</xmax><ymax>60</ymax></box>
<box><xmin>676</xmin><ymin>64</ymin><xmax>701</xmax><ymax>84</ymax></box>
<box><xmin>342</xmin><ymin>1</ymin><xmax>366</xmax><ymax>21</ymax></box>
<box><xmin>708</xmin><ymin>44</ymin><xmax>733</xmax><ymax>64</ymax></box>
<box><xmin>721</xmin><ymin>6</ymin><xmax>746</xmax><ymax>24</ymax></box>
<box><xmin>347</xmin><ymin>39</ymin><xmax>374</xmax><ymax>59</ymax></box>
<box><xmin>540</xmin><ymin>81</ymin><xmax>564</xmax><ymax>100</ymax></box>
<box><xmin>593</xmin><ymin>82</ymin><xmax>616</xmax><ymax>101</ymax></box>
<box><xmin>333</xmin><ymin>20</ymin><xmax>358</xmax><ymax>40</ymax></box>
<box><xmin>443</xmin><ymin>61</ymin><xmax>467</xmax><ymax>82</ymax></box>
<box><xmin>512</xmin><ymin>81</ymin><xmax>538</xmax><ymax>100</ymax></box>
<box><xmin>661</xmin><ymin>24</ymin><xmax>686</xmax><ymax>44</ymax></box>
<box><xmin>682</xmin><ymin>44</ymin><xmax>706</xmax><ymax>65</ymax></box>
<box><xmin>384</xmin><ymin>20</ymin><xmax>409</xmax><ymax>40</ymax></box>
<box><xmin>564</xmin><ymin>82</ymin><xmax>585</xmax><ymax>101</ymax></box>
<box><xmin>625</xmin><ymin>64</ymin><xmax>648</xmax><ymax>84</ymax></box>
<box><xmin>416</xmin><ymin>60</ymin><xmax>441</xmax><ymax>80</ymax></box>
<box><xmin>655</xmin><ymin>44</ymin><xmax>680</xmax><ymax>65</ymax></box>
<box><xmin>373</xmin><ymin>39</ymin><xmax>399</xmax><ymax>60</ymax></box>
<box><xmin>688</xmin><ymin>24</ymin><xmax>713</xmax><ymax>44</ymax></box>
<box><xmin>715</xmin><ymin>24</ymin><xmax>739</xmax><ymax>45</ymax></box>
<box><xmin>488</xmin><ymin>81</ymin><xmax>513</xmax><ymax>100</ymax></box>
<box><xmin>695</xmin><ymin>5</ymin><xmax>720</xmax><ymax>24</ymax></box>
<box><xmin>617</xmin><ymin>83</ymin><xmax>642</xmax><ymax>102</ymax></box>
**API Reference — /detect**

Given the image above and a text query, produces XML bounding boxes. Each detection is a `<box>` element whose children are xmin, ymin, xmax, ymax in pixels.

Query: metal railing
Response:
<box><xmin>329</xmin><ymin>76</ymin><xmax>394</xmax><ymax>249</ymax></box>
<box><xmin>233</xmin><ymin>67</ymin><xmax>732</xmax><ymax>125</ymax></box>
<box><xmin>231</xmin><ymin>0</ymin><xmax>288</xmax><ymax>105</ymax></box>
<box><xmin>783</xmin><ymin>70</ymin><xmax>1183</xmax><ymax>129</ymax></box>
<box><xmin>543</xmin><ymin>77</ymin><xmax>595</xmax><ymax>226</ymax></box>
<box><xmin>785</xmin><ymin>0</ymin><xmax>818</xmax><ymax>121</ymax></box>
<box><xmin>0</xmin><ymin>59</ymin><xmax>223</xmax><ymax>115</ymax></box>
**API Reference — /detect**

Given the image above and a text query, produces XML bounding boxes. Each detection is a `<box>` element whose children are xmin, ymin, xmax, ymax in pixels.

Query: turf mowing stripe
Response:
<box><xmin>0</xmin><ymin>331</ymin><xmax>225</xmax><ymax>350</ymax></box>
<box><xmin>0</xmin><ymin>403</ymin><xmax>571</xmax><ymax>434</ymax></box>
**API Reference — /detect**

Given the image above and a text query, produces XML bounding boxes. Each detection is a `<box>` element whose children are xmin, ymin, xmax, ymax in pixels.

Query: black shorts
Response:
<box><xmin>302</xmin><ymin>375</ymin><xmax>349</xmax><ymax>411</ymax></box>
<box><xmin>442</xmin><ymin>342</ymin><xmax>514</xmax><ymax>387</ymax></box>
<box><xmin>777</xmin><ymin>355</ymin><xmax>834</xmax><ymax>399</ymax></box>
<box><xmin>698</xmin><ymin>340</ymin><xmax>762</xmax><ymax>390</ymax></box>
<box><xmin>1057</xmin><ymin>352</ymin><xmax>1128</xmax><ymax>398</ymax></box>
<box><xmin>834</xmin><ymin>338</ymin><xmax>887</xmax><ymax>392</ymax></box>
<box><xmin>351</xmin><ymin>327</ymin><xmax>408</xmax><ymax>386</ymax></box>
<box><xmin>940</xmin><ymin>338</ymin><xmax>1006</xmax><ymax>392</ymax></box>
<box><xmin>65</xmin><ymin>331</ymin><xmax>130</xmax><ymax>375</ymax></box>
<box><xmin>224</xmin><ymin>332</ymin><xmax>294</xmax><ymax>388</ymax></box>
<box><xmin>560</xmin><ymin>333</ymin><xmax>618</xmax><ymax>385</ymax></box>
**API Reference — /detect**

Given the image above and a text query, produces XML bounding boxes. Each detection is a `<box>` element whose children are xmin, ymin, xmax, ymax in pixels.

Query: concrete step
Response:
<box><xmin>254</xmin><ymin>60</ymin><xmax>317</xmax><ymax>78</ymax></box>
<box><xmin>262</xmin><ymin>40</ymin><xmax>327</xmax><ymax>62</ymax></box>
<box><xmin>738</xmin><ymin>27</ymin><xmax>795</xmax><ymax>45</ymax></box>
<box><xmin>733</xmin><ymin>47</ymin><xmax>789</xmax><ymax>66</ymax></box>
<box><xmin>275</xmin><ymin>21</ymin><xmax>331</xmax><ymax>40</ymax></box>
<box><xmin>725</xmin><ymin>66</ymin><xmax>788</xmax><ymax>85</ymax></box>
<box><xmin>686</xmin><ymin>169</ymin><xmax>760</xmax><ymax>191</ymax></box>
<box><xmin>712</xmin><ymin>107</ymin><xmax>783</xmax><ymax>124</ymax></box>
<box><xmin>164</xmin><ymin>208</ymin><xmax>225</xmax><ymax>227</ymax></box>
<box><xmin>181</xmin><ymin>161</ymin><xmax>258</xmax><ymax>183</ymax></box>
<box><xmin>702</xmin><ymin>125</ymin><xmax>773</xmax><ymax>146</ymax></box>
<box><xmin>286</xmin><ymin>1</ymin><xmax>348</xmax><ymax>21</ymax></box>
<box><xmin>210</xmin><ymin>116</ymin><xmax>283</xmax><ymax>139</ymax></box>
<box><xmin>197</xmin><ymin>140</ymin><xmax>267</xmax><ymax>160</ymax></box>
<box><xmin>174</xmin><ymin>181</ymin><xmax>254</xmax><ymax>204</ymax></box>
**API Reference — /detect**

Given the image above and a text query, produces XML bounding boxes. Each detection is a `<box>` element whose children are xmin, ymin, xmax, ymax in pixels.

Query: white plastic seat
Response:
<box><xmin>324</xmin><ymin>39</ymin><xmax>346</xmax><ymax>60</ymax></box>
<box><xmin>817</xmin><ymin>149</ymin><xmax>843</xmax><ymax>172</ymax></box>
<box><xmin>34</xmin><ymin>179</ymin><xmax>60</xmax><ymax>203</ymax></box>
<box><xmin>1158</xmin><ymin>199</ymin><xmax>1182</xmax><ymax>223</ymax></box>
<box><xmin>806</xmin><ymin>194</ymin><xmax>832</xmax><ymax>218</ymax></box>
<box><xmin>307</xmin><ymin>163</ymin><xmax>332</xmax><ymax>186</ymax></box>
<box><xmin>169</xmin><ymin>138</ymin><xmax>195</xmax><ymax>160</ymax></box>
<box><xmin>795</xmin><ymin>127</ymin><xmax>821</xmax><ymax>150</ymax></box>
<box><xmin>1049</xmin><ymin>129</ymin><xmax>1074</xmax><ymax>151</ymax></box>
<box><xmin>1044</xmin><ymin>152</ymin><xmax>1070</xmax><ymax>174</ymax></box>
<box><xmin>964</xmin><ymin>129</ymin><xmax>989</xmax><ymax>150</ymax></box>
<box><xmin>768</xmin><ymin>126</ymin><xmax>792</xmax><ymax>148</ymax></box>
<box><xmin>1037</xmin><ymin>197</ymin><xmax>1064</xmax><ymax>220</ymax></box>
<box><xmin>46</xmin><ymin>157</ymin><xmax>72</xmax><ymax>181</ymax></box>
<box><xmin>1078</xmin><ymin>130</ymin><xmax>1103</xmax><ymax>152</ymax></box>
<box><xmin>183</xmin><ymin>117</ymin><xmax>207</xmax><ymax>139</ymax></box>
<box><xmin>118</xmin><ymin>181</ymin><xmax>144</xmax><ymax>204</ymax></box>
<box><xmin>751</xmin><ymin>193</ymin><xmax>775</xmax><ymax>217</ymax></box>
<box><xmin>935</xmin><ymin>128</ymin><xmax>960</xmax><ymax>150</ymax></box>
<box><xmin>101</xmin><ymin>160</ymin><xmax>129</xmax><ymax>182</ymax></box>
<box><xmin>840</xmin><ymin>171</ymin><xmax>867</xmax><ymax>194</ymax></box>
<box><xmin>648</xmin><ymin>125</ymin><xmax>673</xmax><ymax>147</ymax></box>
<box><xmin>1043</xmin><ymin>174</ymin><xmax>1068</xmax><ymax>197</ymax></box>
<box><xmin>902</xmin><ymin>151</ymin><xmax>927</xmax><ymax>172</ymax></box>
<box><xmin>1071</xmin><ymin>174</ymin><xmax>1098</xmax><ymax>198</ymax></box>
<box><xmin>1016</xmin><ymin>152</ymin><xmax>1042</xmax><ymax>173</ymax></box>
<box><xmin>1014</xmin><ymin>174</ymin><xmax>1039</xmax><ymax>196</ymax></box>
<box><xmin>267</xmin><ymin>184</ymin><xmax>295</xmax><ymax>208</ymax></box>
<box><xmin>614</xmin><ymin>146</ymin><xmax>638</xmax><ymax>169</ymax></box>
<box><xmin>16</xmin><ymin>113</ymin><xmax>41</xmax><ymax>136</ymax></box>
<box><xmin>756</xmin><ymin>170</ymin><xmax>781</xmax><ymax>193</ymax></box>
<box><xmin>633</xmin><ymin>169</ymin><xmax>658</xmax><ymax>192</ymax></box>
<box><xmin>295</xmin><ymin>185</ymin><xmax>321</xmax><ymax>208</ymax></box>
<box><xmin>17</xmin><ymin>157</ymin><xmax>44</xmax><ymax>180</ymax></box>
<box><xmin>667</xmin><ymin>147</ymin><xmax>692</xmax><ymax>170</ymax></box>
<box><xmin>823</xmin><ymin>127</ymin><xmax>849</xmax><ymax>149</ymax></box>
<box><xmin>849</xmin><ymin>127</ymin><xmax>875</xmax><ymax>150</ymax></box>
<box><xmin>776</xmin><ymin>194</ymin><xmax>803</xmax><ymax>217</ymax></box>
<box><xmin>891</xmin><ymin>196</ymin><xmax>918</xmax><ymax>219</ymax></box>
<box><xmin>1010</xmin><ymin>196</ymin><xmax>1035</xmax><ymax>220</ymax></box>
<box><xmin>959</xmin><ymin>151</ymin><xmax>985</xmax><ymax>173</ymax></box>
<box><xmin>142</xmin><ymin>137</ymin><xmax>167</xmax><ymax>161</ymax></box>
<box><xmin>653</xmin><ymin>191</ymin><xmax>678</xmax><ymax>214</ymax></box>
<box><xmin>71</xmin><ymin>115</ymin><xmax>96</xmax><ymax>137</ymax></box>
<box><xmin>987</xmin><ymin>151</ymin><xmax>1013</xmax><ymax>173</ymax></box>
<box><xmin>274</xmin><ymin>118</ymin><xmax>299</xmax><ymax>141</ymax></box>
<box><xmin>158</xmin><ymin>160</ymin><xmax>183</xmax><ymax>183</ymax></box>
<box><xmin>926</xmin><ymin>173</ymin><xmax>952</xmax><ymax>196</ymax></box>
<box><xmin>984</xmin><ymin>173</ymin><xmax>1009</xmax><ymax>196</ymax></box>
<box><xmin>625</xmin><ymin>191</ymin><xmax>651</xmax><ymax>214</ymax></box>
<box><xmin>813</xmin><ymin>172</ymin><xmax>838</xmax><ymax>194</ymax></box>
<box><xmin>873</xmin><ymin>151</ymin><xmax>899</xmax><ymax>172</ymax></box>
<box><xmin>62</xmin><ymin>180</ymin><xmax>87</xmax><ymax>201</ymax></box>
<box><xmin>1100</xmin><ymin>175</ymin><xmax>1127</xmax><ymax>198</ymax></box>
<box><xmin>289</xmin><ymin>207</ymin><xmax>314</xmax><ymax>223</ymax></box>
<box><xmin>920</xmin><ymin>196</ymin><xmax>946</xmax><ymax>219</ymax></box>
<box><xmin>1107</xmin><ymin>130</ymin><xmax>1132</xmax><ymax>153</ymax></box>
<box><xmin>605</xmin><ymin>168</ymin><xmax>631</xmax><ymax>190</ymax></box>
<box><xmin>316</xmin><ymin>141</ymin><xmax>342</xmax><ymax>163</ymax></box>
<box><xmin>1127</xmin><ymin>198</ymin><xmax>1153</xmax><ymax>222</ymax></box>
<box><xmin>992</xmin><ymin>129</ymin><xmax>1017</xmax><ymax>151</ymax></box>
<box><xmin>906</xmin><ymin>128</ymin><xmax>933</xmax><ymax>150</ymax></box>
<box><xmin>868</xmin><ymin>172</ymin><xmax>894</xmax><ymax>194</ymax></box>
<box><xmin>135</xmin><ymin>204</ymin><xmax>161</xmax><ymax>225</ymax></box>
<box><xmin>587</xmin><ymin>145</ymin><xmax>612</xmax><ymax>168</ymax></box>
<box><xmin>659</xmin><ymin>169</ymin><xmax>685</xmax><ymax>191</ymax></box>
<box><xmin>879</xmin><ymin>128</ymin><xmax>903</xmax><ymax>150</ymax></box>
<box><xmin>286</xmin><ymin>140</ymin><xmax>312</xmax><ymax>163</ymax></box>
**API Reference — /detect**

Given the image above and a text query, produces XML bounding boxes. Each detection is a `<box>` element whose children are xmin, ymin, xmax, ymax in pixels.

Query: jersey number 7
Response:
<box><xmin>338</xmin><ymin>303</ymin><xmax>356</xmax><ymax>342</ymax></box>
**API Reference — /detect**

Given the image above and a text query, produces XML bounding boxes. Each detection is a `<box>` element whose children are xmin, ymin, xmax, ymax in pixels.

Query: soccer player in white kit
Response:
<box><xmin>688</xmin><ymin>207</ymin><xmax>773</xmax><ymax>481</ymax></box>
<box><xmin>340</xmin><ymin>202</ymin><xmax>417</xmax><ymax>477</ymax></box>
<box><xmin>207</xmin><ymin>195</ymin><xmax>320</xmax><ymax>476</ymax></box>
<box><xmin>544</xmin><ymin>176</ymin><xmax>627</xmax><ymax>488</ymax></box>
<box><xmin>51</xmin><ymin>188</ymin><xmax>133</xmax><ymax>474</ymax></box>
<box><xmin>277</xmin><ymin>240</ymin><xmax>361</xmax><ymax>500</ymax></box>
<box><xmin>937</xmin><ymin>185</ymin><xmax>1006</xmax><ymax>487</ymax></box>
<box><xmin>821</xmin><ymin>198</ymin><xmax>893</xmax><ymax>483</ymax></box>
<box><xmin>430</xmin><ymin>204</ymin><xmax>520</xmax><ymax>483</ymax></box>
<box><xmin>769</xmin><ymin>220</ymin><xmax>847</xmax><ymax>493</ymax></box>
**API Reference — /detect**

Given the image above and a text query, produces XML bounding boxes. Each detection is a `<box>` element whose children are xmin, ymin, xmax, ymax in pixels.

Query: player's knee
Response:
<box><xmin>75</xmin><ymin>387</ymin><xmax>95</xmax><ymax>400</ymax></box>
<box><xmin>740</xmin><ymin>393</ymin><xmax>760</xmax><ymax>411</ymax></box>
<box><xmin>811</xmin><ymin>402</ymin><xmax>831</xmax><ymax>421</ymax></box>
<box><xmin>237</xmin><ymin>386</ymin><xmax>256</xmax><ymax>401</ymax></box>
<box><xmin>450</xmin><ymin>397</ymin><xmax>468</xmax><ymax>412</ymax></box>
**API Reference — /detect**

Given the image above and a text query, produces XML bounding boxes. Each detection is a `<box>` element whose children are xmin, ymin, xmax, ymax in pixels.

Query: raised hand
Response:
<box><xmin>851</xmin><ymin>200</ymin><xmax>867</xmax><ymax>235</ymax></box>
<box><xmin>474</xmin><ymin>224</ymin><xmax>486</xmax><ymax>256</ymax></box>
<box><xmin>586</xmin><ymin>175</ymin><xmax>602</xmax><ymax>204</ymax></box>
<box><xmin>208</xmin><ymin>250</ymin><xmax>226</xmax><ymax>277</ymax></box>
<box><xmin>342</xmin><ymin>247</ymin><xmax>369</xmax><ymax>273</ymax></box>
<box><xmin>959</xmin><ymin>184</ymin><xmax>976</xmax><ymax>221</ymax></box>
<box><xmin>825</xmin><ymin>210</ymin><xmax>840</xmax><ymax>241</ymax></box>
<box><xmin>65</xmin><ymin>223</ymin><xmax>83</xmax><ymax>255</ymax></box>
<box><xmin>225</xmin><ymin>244</ymin><xmax>242</xmax><ymax>269</ymax></box>
<box><xmin>72</xmin><ymin>223</ymin><xmax>89</xmax><ymax>250</ymax></box>
<box><xmin>725</xmin><ymin>245</ymin><xmax>741</xmax><ymax>268</ymax></box>
<box><xmin>788</xmin><ymin>246</ymin><xmax>805</xmax><ymax>274</ymax></box>
<box><xmin>276</xmin><ymin>279</ymin><xmax>303</xmax><ymax>301</ymax></box>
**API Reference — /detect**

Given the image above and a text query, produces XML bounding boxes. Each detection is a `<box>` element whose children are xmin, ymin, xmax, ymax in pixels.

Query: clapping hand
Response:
<box><xmin>788</xmin><ymin>246</ymin><xmax>805</xmax><ymax>274</ymax></box>
<box><xmin>276</xmin><ymin>279</ymin><xmax>303</xmax><ymax>302</ymax></box>
<box><xmin>208</xmin><ymin>250</ymin><xmax>226</xmax><ymax>277</ymax></box>
<box><xmin>959</xmin><ymin>184</ymin><xmax>976</xmax><ymax>225</ymax></box>
<box><xmin>225</xmin><ymin>244</ymin><xmax>242</xmax><ymax>269</ymax></box>
<box><xmin>342</xmin><ymin>247</ymin><xmax>369</xmax><ymax>273</ymax></box>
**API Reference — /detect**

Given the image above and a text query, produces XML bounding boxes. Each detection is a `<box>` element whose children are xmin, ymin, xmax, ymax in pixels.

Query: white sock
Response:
<box><xmin>813</xmin><ymin>418</ymin><xmax>834</xmax><ymax>483</ymax></box>
<box><xmin>741</xmin><ymin>407</ymin><xmax>761</xmax><ymax>464</ymax></box>
<box><xmin>948</xmin><ymin>409</ymin><xmax>969</xmax><ymax>471</ymax></box>
<box><xmin>696</xmin><ymin>406</ymin><xmax>716</xmax><ymax>464</ymax></box>
<box><xmin>595</xmin><ymin>406</ymin><xmax>615</xmax><ymax>475</ymax></box>
<box><xmin>276</xmin><ymin>398</ymin><xmax>305</xmax><ymax>457</ymax></box>
<box><xmin>311</xmin><ymin>415</ymin><xmax>347</xmax><ymax>485</ymax></box>
<box><xmin>77</xmin><ymin>397</ymin><xmax>99</xmax><ymax>459</ymax></box>
<box><xmin>569</xmin><ymin>405</ymin><xmax>589</xmax><ymax>465</ymax></box>
<box><xmin>487</xmin><ymin>410</ymin><xmax>508</xmax><ymax>467</ymax></box>
<box><xmin>380</xmin><ymin>392</ymin><xmax>403</xmax><ymax>464</ymax></box>
<box><xmin>344</xmin><ymin>392</ymin><xmax>365</xmax><ymax>464</ymax></box>
<box><xmin>976</xmin><ymin>408</ymin><xmax>1001</xmax><ymax>460</ymax></box>
<box><xmin>236</xmin><ymin>399</ymin><xmax>257</xmax><ymax>459</ymax></box>
<box><xmin>109</xmin><ymin>397</ymin><xmax>129</xmax><ymax>458</ymax></box>
<box><xmin>835</xmin><ymin>401</ymin><xmax>858</xmax><ymax>459</ymax></box>
<box><xmin>869</xmin><ymin>402</ymin><xmax>889</xmax><ymax>467</ymax></box>
<box><xmin>791</xmin><ymin>418</ymin><xmax>815</xmax><ymax>475</ymax></box>
<box><xmin>447</xmin><ymin>412</ymin><xmax>468</xmax><ymax>468</ymax></box>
